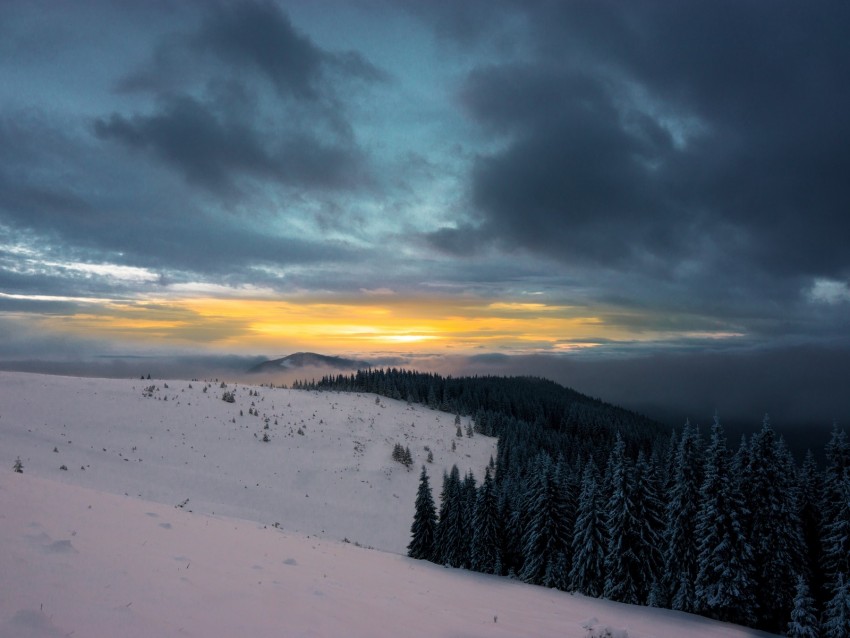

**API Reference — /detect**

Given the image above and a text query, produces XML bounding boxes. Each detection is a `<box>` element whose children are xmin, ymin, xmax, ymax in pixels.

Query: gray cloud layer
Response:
<box><xmin>1</xmin><ymin>0</ymin><xmax>849</xmax><ymax>425</ymax></box>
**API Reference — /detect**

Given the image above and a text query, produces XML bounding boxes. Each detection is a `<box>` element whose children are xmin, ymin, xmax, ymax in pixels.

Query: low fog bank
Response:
<box><xmin>440</xmin><ymin>345</ymin><xmax>849</xmax><ymax>458</ymax></box>
<box><xmin>0</xmin><ymin>354</ymin><xmax>266</xmax><ymax>383</ymax></box>
<box><xmin>3</xmin><ymin>344</ymin><xmax>846</xmax><ymax>459</ymax></box>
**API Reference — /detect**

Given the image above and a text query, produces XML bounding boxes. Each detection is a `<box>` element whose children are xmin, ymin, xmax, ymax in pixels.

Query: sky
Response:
<box><xmin>1</xmin><ymin>0</ymin><xmax>849</xmax><ymax>429</ymax></box>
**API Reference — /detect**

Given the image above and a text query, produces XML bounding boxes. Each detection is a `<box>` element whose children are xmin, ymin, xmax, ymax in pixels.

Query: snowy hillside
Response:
<box><xmin>1</xmin><ymin>473</ymin><xmax>779</xmax><ymax>638</ymax></box>
<box><xmin>1</xmin><ymin>371</ymin><xmax>781</xmax><ymax>637</ymax></box>
<box><xmin>0</xmin><ymin>371</ymin><xmax>495</xmax><ymax>553</ymax></box>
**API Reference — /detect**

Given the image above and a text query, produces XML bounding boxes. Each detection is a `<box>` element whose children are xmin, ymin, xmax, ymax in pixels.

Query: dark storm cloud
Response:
<box><xmin>461</xmin><ymin>64</ymin><xmax>678</xmax><ymax>268</ymax></box>
<box><xmin>94</xmin><ymin>95</ymin><xmax>365</xmax><ymax>194</ymax></box>
<box><xmin>97</xmin><ymin>1</ymin><xmax>382</xmax><ymax>197</ymax></box>
<box><xmin>0</xmin><ymin>112</ymin><xmax>363</xmax><ymax>294</ymax></box>
<box><xmin>444</xmin><ymin>0</ymin><xmax>850</xmax><ymax>293</ymax></box>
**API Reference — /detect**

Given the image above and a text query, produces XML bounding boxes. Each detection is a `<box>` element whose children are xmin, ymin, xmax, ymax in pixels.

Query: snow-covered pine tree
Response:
<box><xmin>461</xmin><ymin>470</ymin><xmax>478</xmax><ymax>568</ymax></box>
<box><xmin>798</xmin><ymin>449</ymin><xmax>825</xmax><ymax>603</ymax></box>
<box><xmin>603</xmin><ymin>433</ymin><xmax>643</xmax><ymax>605</ymax></box>
<box><xmin>434</xmin><ymin>465</ymin><xmax>466</xmax><ymax>567</ymax></box>
<box><xmin>408</xmin><ymin>466</ymin><xmax>438</xmax><ymax>560</ymax></box>
<box><xmin>569</xmin><ymin>457</ymin><xmax>606</xmax><ymax>597</ymax></box>
<box><xmin>746</xmin><ymin>417</ymin><xmax>806</xmax><ymax>631</ymax></box>
<box><xmin>694</xmin><ymin>415</ymin><xmax>756</xmax><ymax>626</ymax></box>
<box><xmin>518</xmin><ymin>453</ymin><xmax>571</xmax><ymax>586</ymax></box>
<box><xmin>822</xmin><ymin>426</ymin><xmax>850</xmax><ymax>591</ymax></box>
<box><xmin>631</xmin><ymin>450</ymin><xmax>665</xmax><ymax>604</ymax></box>
<box><xmin>470</xmin><ymin>467</ymin><xmax>500</xmax><ymax>574</ymax></box>
<box><xmin>663</xmin><ymin>420</ymin><xmax>703</xmax><ymax>612</ymax></box>
<box><xmin>787</xmin><ymin>575</ymin><xmax>819</xmax><ymax>638</ymax></box>
<box><xmin>822</xmin><ymin>572</ymin><xmax>850</xmax><ymax>638</ymax></box>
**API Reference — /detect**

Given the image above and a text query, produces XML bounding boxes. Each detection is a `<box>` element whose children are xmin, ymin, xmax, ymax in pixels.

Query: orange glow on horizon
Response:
<box><xmin>22</xmin><ymin>293</ymin><xmax>745</xmax><ymax>355</ymax></box>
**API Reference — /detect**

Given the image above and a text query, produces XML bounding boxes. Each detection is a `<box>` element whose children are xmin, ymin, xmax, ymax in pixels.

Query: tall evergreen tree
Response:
<box><xmin>664</xmin><ymin>420</ymin><xmax>703</xmax><ymax>612</ymax></box>
<box><xmin>747</xmin><ymin>417</ymin><xmax>806</xmax><ymax>631</ymax></box>
<box><xmin>694</xmin><ymin>416</ymin><xmax>756</xmax><ymax>625</ymax></box>
<box><xmin>822</xmin><ymin>426</ymin><xmax>850</xmax><ymax>591</ymax></box>
<box><xmin>519</xmin><ymin>453</ymin><xmax>571</xmax><ymax>586</ymax></box>
<box><xmin>798</xmin><ymin>449</ymin><xmax>825</xmax><ymax>602</ymax></box>
<box><xmin>787</xmin><ymin>575</ymin><xmax>819</xmax><ymax>638</ymax></box>
<box><xmin>823</xmin><ymin>573</ymin><xmax>850</xmax><ymax>638</ymax></box>
<box><xmin>470</xmin><ymin>467</ymin><xmax>500</xmax><ymax>574</ymax></box>
<box><xmin>434</xmin><ymin>465</ymin><xmax>466</xmax><ymax>567</ymax></box>
<box><xmin>408</xmin><ymin>466</ymin><xmax>438</xmax><ymax>560</ymax></box>
<box><xmin>631</xmin><ymin>450</ymin><xmax>665</xmax><ymax>603</ymax></box>
<box><xmin>461</xmin><ymin>470</ymin><xmax>478</xmax><ymax>568</ymax></box>
<box><xmin>603</xmin><ymin>433</ymin><xmax>643</xmax><ymax>604</ymax></box>
<box><xmin>570</xmin><ymin>457</ymin><xmax>606</xmax><ymax>597</ymax></box>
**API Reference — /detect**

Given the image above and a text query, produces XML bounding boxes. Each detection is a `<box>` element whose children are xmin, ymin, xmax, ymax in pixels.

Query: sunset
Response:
<box><xmin>1</xmin><ymin>1</ymin><xmax>849</xmax><ymax>424</ymax></box>
<box><xmin>3</xmin><ymin>3</ymin><xmax>850</xmax><ymax>636</ymax></box>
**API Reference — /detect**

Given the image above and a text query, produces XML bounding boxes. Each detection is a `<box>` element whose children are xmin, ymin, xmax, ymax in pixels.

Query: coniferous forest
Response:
<box><xmin>299</xmin><ymin>369</ymin><xmax>850</xmax><ymax>636</ymax></box>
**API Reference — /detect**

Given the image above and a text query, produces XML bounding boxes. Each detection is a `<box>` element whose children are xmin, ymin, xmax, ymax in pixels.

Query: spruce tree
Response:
<box><xmin>631</xmin><ymin>450</ymin><xmax>665</xmax><ymax>603</ymax></box>
<box><xmin>519</xmin><ymin>453</ymin><xmax>571</xmax><ymax>586</ymax></box>
<box><xmin>603</xmin><ymin>433</ymin><xmax>643</xmax><ymax>604</ymax></box>
<box><xmin>434</xmin><ymin>465</ymin><xmax>466</xmax><ymax>567</ymax></box>
<box><xmin>470</xmin><ymin>467</ymin><xmax>500</xmax><ymax>574</ymax></box>
<box><xmin>822</xmin><ymin>426</ymin><xmax>850</xmax><ymax>590</ymax></box>
<box><xmin>823</xmin><ymin>573</ymin><xmax>850</xmax><ymax>638</ymax></box>
<box><xmin>694</xmin><ymin>416</ymin><xmax>756</xmax><ymax>625</ymax></box>
<box><xmin>408</xmin><ymin>466</ymin><xmax>438</xmax><ymax>560</ymax></box>
<box><xmin>798</xmin><ymin>449</ymin><xmax>825</xmax><ymax>602</ymax></box>
<box><xmin>570</xmin><ymin>457</ymin><xmax>606</xmax><ymax>597</ymax></box>
<box><xmin>747</xmin><ymin>417</ymin><xmax>805</xmax><ymax>630</ymax></box>
<box><xmin>787</xmin><ymin>575</ymin><xmax>819</xmax><ymax>638</ymax></box>
<box><xmin>664</xmin><ymin>420</ymin><xmax>703</xmax><ymax>612</ymax></box>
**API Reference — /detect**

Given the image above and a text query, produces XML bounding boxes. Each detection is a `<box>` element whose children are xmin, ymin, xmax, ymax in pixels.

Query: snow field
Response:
<box><xmin>0</xmin><ymin>371</ymin><xmax>496</xmax><ymax>553</ymax></box>
<box><xmin>1</xmin><ymin>473</ymin><xmax>778</xmax><ymax>638</ymax></box>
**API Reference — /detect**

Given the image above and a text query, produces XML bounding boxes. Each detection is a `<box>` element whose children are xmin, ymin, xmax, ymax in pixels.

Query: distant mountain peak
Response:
<box><xmin>248</xmin><ymin>352</ymin><xmax>371</xmax><ymax>373</ymax></box>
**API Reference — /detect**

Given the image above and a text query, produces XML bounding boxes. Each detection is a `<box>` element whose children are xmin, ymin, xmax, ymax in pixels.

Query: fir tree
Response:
<box><xmin>694</xmin><ymin>416</ymin><xmax>756</xmax><ymax>625</ymax></box>
<box><xmin>603</xmin><ymin>433</ymin><xmax>643</xmax><ymax>604</ymax></box>
<box><xmin>823</xmin><ymin>573</ymin><xmax>850</xmax><ymax>638</ymax></box>
<box><xmin>461</xmin><ymin>470</ymin><xmax>478</xmax><ymax>568</ymax></box>
<box><xmin>470</xmin><ymin>467</ymin><xmax>500</xmax><ymax>574</ymax></box>
<box><xmin>569</xmin><ymin>457</ymin><xmax>606</xmax><ymax>597</ymax></box>
<box><xmin>822</xmin><ymin>426</ymin><xmax>850</xmax><ymax>590</ymax></box>
<box><xmin>664</xmin><ymin>420</ymin><xmax>703</xmax><ymax>612</ymax></box>
<box><xmin>13</xmin><ymin>456</ymin><xmax>23</xmax><ymax>473</ymax></box>
<box><xmin>434</xmin><ymin>465</ymin><xmax>466</xmax><ymax>567</ymax></box>
<box><xmin>798</xmin><ymin>449</ymin><xmax>825</xmax><ymax>602</ymax></box>
<box><xmin>631</xmin><ymin>450</ymin><xmax>665</xmax><ymax>603</ymax></box>
<box><xmin>408</xmin><ymin>466</ymin><xmax>438</xmax><ymax>560</ymax></box>
<box><xmin>519</xmin><ymin>453</ymin><xmax>571</xmax><ymax>586</ymax></box>
<box><xmin>787</xmin><ymin>575</ymin><xmax>819</xmax><ymax>638</ymax></box>
<box><xmin>747</xmin><ymin>417</ymin><xmax>805</xmax><ymax>630</ymax></box>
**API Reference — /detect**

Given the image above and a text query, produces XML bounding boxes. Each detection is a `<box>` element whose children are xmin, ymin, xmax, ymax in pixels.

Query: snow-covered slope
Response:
<box><xmin>1</xmin><ymin>371</ymin><xmax>780</xmax><ymax>638</ymax></box>
<box><xmin>1</xmin><ymin>473</ymin><xmax>778</xmax><ymax>638</ymax></box>
<box><xmin>0</xmin><ymin>371</ymin><xmax>495</xmax><ymax>553</ymax></box>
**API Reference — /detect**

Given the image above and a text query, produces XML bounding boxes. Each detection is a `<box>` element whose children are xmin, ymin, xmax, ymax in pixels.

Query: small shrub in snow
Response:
<box><xmin>60</xmin><ymin>464</ymin><xmax>68</xmax><ymax>471</ymax></box>
<box><xmin>13</xmin><ymin>457</ymin><xmax>23</xmax><ymax>473</ymax></box>
<box><xmin>262</xmin><ymin>432</ymin><xmax>270</xmax><ymax>443</ymax></box>
<box><xmin>222</xmin><ymin>391</ymin><xmax>235</xmax><ymax>403</ymax></box>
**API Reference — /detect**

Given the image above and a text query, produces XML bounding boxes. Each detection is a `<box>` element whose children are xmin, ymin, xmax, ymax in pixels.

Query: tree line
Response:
<box><xmin>411</xmin><ymin>415</ymin><xmax>849</xmax><ymax>636</ymax></box>
<box><xmin>297</xmin><ymin>368</ymin><xmax>850</xmax><ymax>635</ymax></box>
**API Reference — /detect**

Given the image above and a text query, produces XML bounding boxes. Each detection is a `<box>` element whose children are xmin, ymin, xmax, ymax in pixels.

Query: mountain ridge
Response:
<box><xmin>248</xmin><ymin>351</ymin><xmax>372</xmax><ymax>374</ymax></box>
